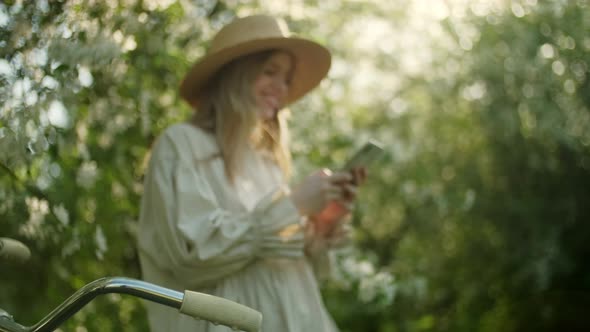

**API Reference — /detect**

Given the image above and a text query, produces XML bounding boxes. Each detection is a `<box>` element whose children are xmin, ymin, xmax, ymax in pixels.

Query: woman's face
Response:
<box><xmin>252</xmin><ymin>51</ymin><xmax>293</xmax><ymax>121</ymax></box>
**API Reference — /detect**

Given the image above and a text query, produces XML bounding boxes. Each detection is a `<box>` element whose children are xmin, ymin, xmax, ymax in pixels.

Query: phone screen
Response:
<box><xmin>341</xmin><ymin>141</ymin><xmax>385</xmax><ymax>171</ymax></box>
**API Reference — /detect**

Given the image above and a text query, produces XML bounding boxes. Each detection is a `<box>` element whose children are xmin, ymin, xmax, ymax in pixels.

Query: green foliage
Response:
<box><xmin>1</xmin><ymin>0</ymin><xmax>589</xmax><ymax>331</ymax></box>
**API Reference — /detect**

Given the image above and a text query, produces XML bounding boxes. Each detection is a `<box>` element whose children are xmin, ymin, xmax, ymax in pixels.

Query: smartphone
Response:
<box><xmin>341</xmin><ymin>140</ymin><xmax>385</xmax><ymax>171</ymax></box>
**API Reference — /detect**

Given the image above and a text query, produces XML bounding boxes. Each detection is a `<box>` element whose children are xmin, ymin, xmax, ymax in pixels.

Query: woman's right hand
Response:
<box><xmin>290</xmin><ymin>169</ymin><xmax>353</xmax><ymax>216</ymax></box>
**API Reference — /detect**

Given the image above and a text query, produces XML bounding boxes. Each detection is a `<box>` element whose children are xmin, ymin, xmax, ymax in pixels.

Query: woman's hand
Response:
<box><xmin>311</xmin><ymin>167</ymin><xmax>367</xmax><ymax>235</ymax></box>
<box><xmin>290</xmin><ymin>169</ymin><xmax>354</xmax><ymax>216</ymax></box>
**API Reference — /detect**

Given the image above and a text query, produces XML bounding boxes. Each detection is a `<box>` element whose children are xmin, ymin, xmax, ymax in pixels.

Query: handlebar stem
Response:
<box><xmin>0</xmin><ymin>277</ymin><xmax>183</xmax><ymax>332</ymax></box>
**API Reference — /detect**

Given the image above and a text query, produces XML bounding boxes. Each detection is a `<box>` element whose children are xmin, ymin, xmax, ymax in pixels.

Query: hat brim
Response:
<box><xmin>179</xmin><ymin>37</ymin><xmax>331</xmax><ymax>108</ymax></box>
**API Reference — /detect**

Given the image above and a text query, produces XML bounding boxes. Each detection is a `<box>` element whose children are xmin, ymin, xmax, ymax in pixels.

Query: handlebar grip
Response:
<box><xmin>0</xmin><ymin>237</ymin><xmax>31</xmax><ymax>263</ymax></box>
<box><xmin>180</xmin><ymin>290</ymin><xmax>262</xmax><ymax>332</ymax></box>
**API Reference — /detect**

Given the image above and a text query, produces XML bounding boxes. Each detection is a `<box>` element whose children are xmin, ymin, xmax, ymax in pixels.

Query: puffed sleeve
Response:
<box><xmin>138</xmin><ymin>130</ymin><xmax>304</xmax><ymax>288</ymax></box>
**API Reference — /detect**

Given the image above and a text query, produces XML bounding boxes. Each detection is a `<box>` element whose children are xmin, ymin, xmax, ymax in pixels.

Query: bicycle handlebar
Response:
<box><xmin>181</xmin><ymin>290</ymin><xmax>262</xmax><ymax>332</ymax></box>
<box><xmin>0</xmin><ymin>277</ymin><xmax>262</xmax><ymax>332</ymax></box>
<box><xmin>0</xmin><ymin>238</ymin><xmax>31</xmax><ymax>263</ymax></box>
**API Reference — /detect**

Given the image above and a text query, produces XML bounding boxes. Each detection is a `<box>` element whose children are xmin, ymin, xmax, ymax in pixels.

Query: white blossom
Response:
<box><xmin>76</xmin><ymin>161</ymin><xmax>99</xmax><ymax>189</ymax></box>
<box><xmin>20</xmin><ymin>197</ymin><xmax>50</xmax><ymax>238</ymax></box>
<box><xmin>359</xmin><ymin>271</ymin><xmax>396</xmax><ymax>303</ymax></box>
<box><xmin>53</xmin><ymin>204</ymin><xmax>70</xmax><ymax>226</ymax></box>
<box><xmin>341</xmin><ymin>256</ymin><xmax>375</xmax><ymax>279</ymax></box>
<box><xmin>94</xmin><ymin>225</ymin><xmax>108</xmax><ymax>260</ymax></box>
<box><xmin>61</xmin><ymin>229</ymin><xmax>81</xmax><ymax>258</ymax></box>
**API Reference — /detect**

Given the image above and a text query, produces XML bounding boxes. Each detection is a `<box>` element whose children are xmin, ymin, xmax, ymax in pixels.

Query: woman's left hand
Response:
<box><xmin>312</xmin><ymin>167</ymin><xmax>367</xmax><ymax>235</ymax></box>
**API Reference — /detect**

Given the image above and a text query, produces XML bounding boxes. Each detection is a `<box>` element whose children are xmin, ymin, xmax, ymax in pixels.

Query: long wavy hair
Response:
<box><xmin>191</xmin><ymin>50</ymin><xmax>292</xmax><ymax>182</ymax></box>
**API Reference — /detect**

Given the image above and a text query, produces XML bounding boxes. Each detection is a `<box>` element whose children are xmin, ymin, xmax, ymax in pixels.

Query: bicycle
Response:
<box><xmin>0</xmin><ymin>238</ymin><xmax>262</xmax><ymax>332</ymax></box>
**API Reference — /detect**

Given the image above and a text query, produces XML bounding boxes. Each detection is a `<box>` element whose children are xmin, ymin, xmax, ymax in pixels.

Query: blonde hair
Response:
<box><xmin>191</xmin><ymin>50</ymin><xmax>292</xmax><ymax>182</ymax></box>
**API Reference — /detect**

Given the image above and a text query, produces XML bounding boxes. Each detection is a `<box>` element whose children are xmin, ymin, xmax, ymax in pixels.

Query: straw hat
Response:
<box><xmin>179</xmin><ymin>15</ymin><xmax>331</xmax><ymax>107</ymax></box>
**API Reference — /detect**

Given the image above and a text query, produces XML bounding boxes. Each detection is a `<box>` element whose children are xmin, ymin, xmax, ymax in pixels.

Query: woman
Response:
<box><xmin>137</xmin><ymin>15</ymin><xmax>364</xmax><ymax>331</ymax></box>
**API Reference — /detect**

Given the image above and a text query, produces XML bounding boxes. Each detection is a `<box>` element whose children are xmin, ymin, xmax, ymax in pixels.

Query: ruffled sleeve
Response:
<box><xmin>137</xmin><ymin>125</ymin><xmax>304</xmax><ymax>288</ymax></box>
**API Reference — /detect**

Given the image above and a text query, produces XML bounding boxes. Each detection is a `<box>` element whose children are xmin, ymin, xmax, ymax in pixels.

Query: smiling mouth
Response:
<box><xmin>264</xmin><ymin>96</ymin><xmax>280</xmax><ymax>110</ymax></box>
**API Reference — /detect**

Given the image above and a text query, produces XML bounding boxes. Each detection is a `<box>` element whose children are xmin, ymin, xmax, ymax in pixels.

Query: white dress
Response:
<box><xmin>137</xmin><ymin>123</ymin><xmax>339</xmax><ymax>332</ymax></box>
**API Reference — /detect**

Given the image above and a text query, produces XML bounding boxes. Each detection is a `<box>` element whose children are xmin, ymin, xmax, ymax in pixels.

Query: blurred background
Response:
<box><xmin>1</xmin><ymin>0</ymin><xmax>589</xmax><ymax>331</ymax></box>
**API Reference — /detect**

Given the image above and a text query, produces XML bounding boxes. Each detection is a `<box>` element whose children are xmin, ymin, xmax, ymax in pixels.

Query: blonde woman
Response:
<box><xmin>137</xmin><ymin>15</ymin><xmax>365</xmax><ymax>331</ymax></box>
